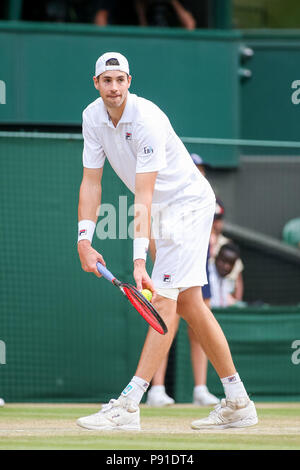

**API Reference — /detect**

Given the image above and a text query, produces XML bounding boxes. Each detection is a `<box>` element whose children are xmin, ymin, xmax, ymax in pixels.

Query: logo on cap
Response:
<box><xmin>95</xmin><ymin>52</ymin><xmax>129</xmax><ymax>77</ymax></box>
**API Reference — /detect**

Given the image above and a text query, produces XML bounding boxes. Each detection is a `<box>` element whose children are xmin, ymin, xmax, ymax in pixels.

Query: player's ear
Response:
<box><xmin>93</xmin><ymin>76</ymin><xmax>100</xmax><ymax>91</ymax></box>
<box><xmin>127</xmin><ymin>75</ymin><xmax>132</xmax><ymax>89</ymax></box>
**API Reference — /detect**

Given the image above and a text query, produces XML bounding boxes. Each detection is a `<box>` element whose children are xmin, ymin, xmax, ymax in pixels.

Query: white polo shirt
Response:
<box><xmin>82</xmin><ymin>92</ymin><xmax>215</xmax><ymax>211</ymax></box>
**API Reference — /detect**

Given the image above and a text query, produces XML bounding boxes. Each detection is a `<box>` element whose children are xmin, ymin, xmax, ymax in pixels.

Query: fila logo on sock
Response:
<box><xmin>228</xmin><ymin>376</ymin><xmax>237</xmax><ymax>383</ymax></box>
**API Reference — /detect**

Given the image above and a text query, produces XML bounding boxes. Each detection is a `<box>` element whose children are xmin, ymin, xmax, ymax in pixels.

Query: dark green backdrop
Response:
<box><xmin>175</xmin><ymin>306</ymin><xmax>300</xmax><ymax>403</ymax></box>
<box><xmin>240</xmin><ymin>30</ymin><xmax>300</xmax><ymax>153</ymax></box>
<box><xmin>1</xmin><ymin>134</ymin><xmax>300</xmax><ymax>402</ymax></box>
<box><xmin>1</xmin><ymin>23</ymin><xmax>299</xmax><ymax>163</ymax></box>
<box><xmin>0</xmin><ymin>22</ymin><xmax>243</xmax><ymax>167</ymax></box>
<box><xmin>0</xmin><ymin>133</ymin><xmax>139</xmax><ymax>402</ymax></box>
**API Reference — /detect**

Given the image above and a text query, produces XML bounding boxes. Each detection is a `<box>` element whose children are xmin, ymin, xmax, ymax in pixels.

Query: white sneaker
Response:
<box><xmin>191</xmin><ymin>397</ymin><xmax>258</xmax><ymax>430</ymax></box>
<box><xmin>76</xmin><ymin>396</ymin><xmax>140</xmax><ymax>431</ymax></box>
<box><xmin>193</xmin><ymin>386</ymin><xmax>220</xmax><ymax>406</ymax></box>
<box><xmin>146</xmin><ymin>386</ymin><xmax>175</xmax><ymax>407</ymax></box>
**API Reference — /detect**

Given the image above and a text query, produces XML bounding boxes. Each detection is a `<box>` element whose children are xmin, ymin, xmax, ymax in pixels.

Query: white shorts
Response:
<box><xmin>156</xmin><ymin>286</ymin><xmax>190</xmax><ymax>301</ymax></box>
<box><xmin>151</xmin><ymin>199</ymin><xmax>215</xmax><ymax>296</ymax></box>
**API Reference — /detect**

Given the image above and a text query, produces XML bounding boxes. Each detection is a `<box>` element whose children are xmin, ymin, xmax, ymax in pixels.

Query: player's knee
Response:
<box><xmin>152</xmin><ymin>295</ymin><xmax>177</xmax><ymax>321</ymax></box>
<box><xmin>177</xmin><ymin>296</ymin><xmax>208</xmax><ymax>321</ymax></box>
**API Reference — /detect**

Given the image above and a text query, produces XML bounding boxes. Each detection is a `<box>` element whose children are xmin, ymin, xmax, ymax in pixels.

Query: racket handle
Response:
<box><xmin>96</xmin><ymin>262</ymin><xmax>115</xmax><ymax>283</ymax></box>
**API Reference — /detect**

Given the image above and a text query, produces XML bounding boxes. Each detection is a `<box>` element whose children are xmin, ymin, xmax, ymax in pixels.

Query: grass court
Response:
<box><xmin>0</xmin><ymin>402</ymin><xmax>299</xmax><ymax>450</ymax></box>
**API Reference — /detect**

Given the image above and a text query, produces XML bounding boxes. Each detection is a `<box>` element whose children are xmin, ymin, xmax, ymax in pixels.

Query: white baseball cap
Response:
<box><xmin>95</xmin><ymin>52</ymin><xmax>130</xmax><ymax>77</ymax></box>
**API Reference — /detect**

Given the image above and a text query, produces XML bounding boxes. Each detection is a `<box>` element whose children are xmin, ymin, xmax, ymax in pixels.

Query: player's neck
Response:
<box><xmin>107</xmin><ymin>98</ymin><xmax>127</xmax><ymax>128</ymax></box>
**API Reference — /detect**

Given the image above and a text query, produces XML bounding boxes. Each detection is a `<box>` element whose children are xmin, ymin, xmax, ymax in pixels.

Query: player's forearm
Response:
<box><xmin>78</xmin><ymin>179</ymin><xmax>102</xmax><ymax>224</ymax></box>
<box><xmin>133</xmin><ymin>194</ymin><xmax>152</xmax><ymax>239</ymax></box>
<box><xmin>133</xmin><ymin>172</ymin><xmax>157</xmax><ymax>266</ymax></box>
<box><xmin>133</xmin><ymin>193</ymin><xmax>152</xmax><ymax>268</ymax></box>
<box><xmin>149</xmin><ymin>237</ymin><xmax>156</xmax><ymax>263</ymax></box>
<box><xmin>134</xmin><ymin>172</ymin><xmax>157</xmax><ymax>240</ymax></box>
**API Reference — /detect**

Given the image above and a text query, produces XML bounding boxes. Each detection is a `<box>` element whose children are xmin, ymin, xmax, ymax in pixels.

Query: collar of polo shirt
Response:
<box><xmin>99</xmin><ymin>91</ymin><xmax>134</xmax><ymax>127</ymax></box>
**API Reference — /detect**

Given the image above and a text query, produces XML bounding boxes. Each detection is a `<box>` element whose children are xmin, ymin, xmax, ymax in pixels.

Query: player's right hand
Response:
<box><xmin>133</xmin><ymin>259</ymin><xmax>157</xmax><ymax>301</ymax></box>
<box><xmin>77</xmin><ymin>240</ymin><xmax>106</xmax><ymax>278</ymax></box>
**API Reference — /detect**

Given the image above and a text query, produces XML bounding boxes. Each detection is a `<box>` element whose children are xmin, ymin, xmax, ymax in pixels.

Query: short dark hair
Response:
<box><xmin>105</xmin><ymin>58</ymin><xmax>120</xmax><ymax>66</ymax></box>
<box><xmin>219</xmin><ymin>242</ymin><xmax>240</xmax><ymax>258</ymax></box>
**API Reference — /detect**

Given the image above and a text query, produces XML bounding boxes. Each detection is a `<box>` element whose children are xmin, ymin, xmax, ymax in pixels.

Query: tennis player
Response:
<box><xmin>76</xmin><ymin>52</ymin><xmax>258</xmax><ymax>431</ymax></box>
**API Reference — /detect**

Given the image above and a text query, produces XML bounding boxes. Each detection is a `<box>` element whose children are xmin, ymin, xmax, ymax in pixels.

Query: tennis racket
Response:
<box><xmin>96</xmin><ymin>262</ymin><xmax>168</xmax><ymax>335</ymax></box>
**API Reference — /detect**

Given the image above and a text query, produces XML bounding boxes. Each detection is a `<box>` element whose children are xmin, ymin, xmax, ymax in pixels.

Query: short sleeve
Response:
<box><xmin>82</xmin><ymin>112</ymin><xmax>106</xmax><ymax>168</ymax></box>
<box><xmin>135</xmin><ymin>120</ymin><xmax>167</xmax><ymax>174</ymax></box>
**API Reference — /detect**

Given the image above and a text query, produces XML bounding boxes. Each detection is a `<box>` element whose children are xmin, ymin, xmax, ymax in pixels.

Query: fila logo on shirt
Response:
<box><xmin>163</xmin><ymin>274</ymin><xmax>171</xmax><ymax>283</ymax></box>
<box><xmin>125</xmin><ymin>132</ymin><xmax>132</xmax><ymax>140</ymax></box>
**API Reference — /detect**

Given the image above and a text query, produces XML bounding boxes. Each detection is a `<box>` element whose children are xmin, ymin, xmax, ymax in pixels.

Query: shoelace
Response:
<box><xmin>208</xmin><ymin>399</ymin><xmax>228</xmax><ymax>421</ymax></box>
<box><xmin>99</xmin><ymin>397</ymin><xmax>137</xmax><ymax>415</ymax></box>
<box><xmin>211</xmin><ymin>399</ymin><xmax>225</xmax><ymax>412</ymax></box>
<box><xmin>101</xmin><ymin>399</ymin><xmax>119</xmax><ymax>413</ymax></box>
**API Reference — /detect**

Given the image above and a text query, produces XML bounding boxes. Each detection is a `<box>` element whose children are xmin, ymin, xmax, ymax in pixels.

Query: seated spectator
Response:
<box><xmin>210</xmin><ymin>198</ymin><xmax>244</xmax><ymax>302</ymax></box>
<box><xmin>209</xmin><ymin>243</ymin><xmax>241</xmax><ymax>308</ymax></box>
<box><xmin>188</xmin><ymin>159</ymin><xmax>243</xmax><ymax>301</ymax></box>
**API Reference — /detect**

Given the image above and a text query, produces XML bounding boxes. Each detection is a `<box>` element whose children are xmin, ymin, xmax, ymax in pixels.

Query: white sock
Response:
<box><xmin>149</xmin><ymin>385</ymin><xmax>166</xmax><ymax>394</ymax></box>
<box><xmin>194</xmin><ymin>385</ymin><xmax>208</xmax><ymax>395</ymax></box>
<box><xmin>221</xmin><ymin>373</ymin><xmax>249</xmax><ymax>400</ymax></box>
<box><xmin>121</xmin><ymin>376</ymin><xmax>149</xmax><ymax>404</ymax></box>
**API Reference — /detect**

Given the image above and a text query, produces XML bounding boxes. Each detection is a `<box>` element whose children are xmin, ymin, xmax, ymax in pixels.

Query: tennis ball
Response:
<box><xmin>142</xmin><ymin>289</ymin><xmax>153</xmax><ymax>301</ymax></box>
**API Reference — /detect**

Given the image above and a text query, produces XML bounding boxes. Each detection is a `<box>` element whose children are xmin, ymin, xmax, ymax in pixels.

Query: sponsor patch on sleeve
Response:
<box><xmin>143</xmin><ymin>146</ymin><xmax>153</xmax><ymax>155</ymax></box>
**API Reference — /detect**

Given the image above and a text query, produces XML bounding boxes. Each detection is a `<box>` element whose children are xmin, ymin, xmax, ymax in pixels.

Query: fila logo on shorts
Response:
<box><xmin>163</xmin><ymin>274</ymin><xmax>171</xmax><ymax>283</ymax></box>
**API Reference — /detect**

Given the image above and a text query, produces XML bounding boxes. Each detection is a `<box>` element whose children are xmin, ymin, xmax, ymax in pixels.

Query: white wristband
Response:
<box><xmin>78</xmin><ymin>219</ymin><xmax>96</xmax><ymax>243</ymax></box>
<box><xmin>133</xmin><ymin>237</ymin><xmax>149</xmax><ymax>262</ymax></box>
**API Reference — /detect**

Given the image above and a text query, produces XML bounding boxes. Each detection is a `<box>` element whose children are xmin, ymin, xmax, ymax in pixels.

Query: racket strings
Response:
<box><xmin>122</xmin><ymin>284</ymin><xmax>168</xmax><ymax>335</ymax></box>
